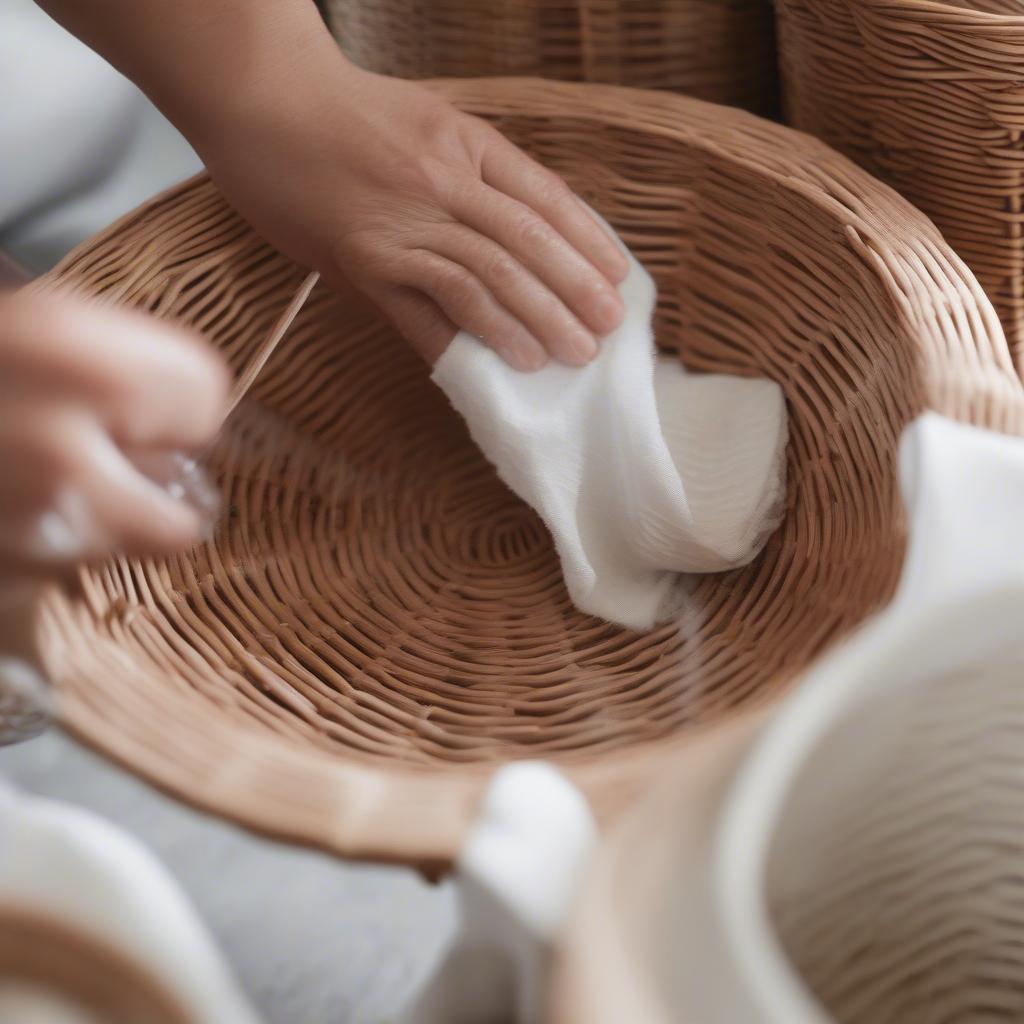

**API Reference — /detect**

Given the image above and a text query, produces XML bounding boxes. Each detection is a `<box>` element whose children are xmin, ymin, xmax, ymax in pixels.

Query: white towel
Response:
<box><xmin>432</xmin><ymin>231</ymin><xmax>787</xmax><ymax>630</ymax></box>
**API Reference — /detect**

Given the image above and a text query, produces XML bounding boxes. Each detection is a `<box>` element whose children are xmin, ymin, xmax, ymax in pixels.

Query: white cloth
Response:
<box><xmin>432</xmin><ymin>231</ymin><xmax>787</xmax><ymax>630</ymax></box>
<box><xmin>403</xmin><ymin>763</ymin><xmax>597</xmax><ymax>1024</ymax></box>
<box><xmin>0</xmin><ymin>784</ymin><xmax>261</xmax><ymax>1024</ymax></box>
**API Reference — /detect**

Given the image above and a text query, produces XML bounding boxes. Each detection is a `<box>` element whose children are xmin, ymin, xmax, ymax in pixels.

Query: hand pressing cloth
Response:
<box><xmin>432</xmin><ymin>225</ymin><xmax>788</xmax><ymax>630</ymax></box>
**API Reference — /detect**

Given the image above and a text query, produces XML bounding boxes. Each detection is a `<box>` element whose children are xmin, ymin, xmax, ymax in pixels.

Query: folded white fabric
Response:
<box><xmin>432</xmin><ymin>228</ymin><xmax>787</xmax><ymax>630</ymax></box>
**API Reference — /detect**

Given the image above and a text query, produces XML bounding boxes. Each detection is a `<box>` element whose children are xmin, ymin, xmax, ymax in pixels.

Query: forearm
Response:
<box><xmin>33</xmin><ymin>0</ymin><xmax>348</xmax><ymax>153</ymax></box>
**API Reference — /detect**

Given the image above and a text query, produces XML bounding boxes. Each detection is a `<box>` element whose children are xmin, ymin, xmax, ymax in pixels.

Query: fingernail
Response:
<box><xmin>596</xmin><ymin>291</ymin><xmax>624</xmax><ymax>332</ymax></box>
<box><xmin>22</xmin><ymin>488</ymin><xmax>91</xmax><ymax>563</ymax></box>
<box><xmin>567</xmin><ymin>332</ymin><xmax>598</xmax><ymax>365</ymax></box>
<box><xmin>500</xmin><ymin>345</ymin><xmax>547</xmax><ymax>373</ymax></box>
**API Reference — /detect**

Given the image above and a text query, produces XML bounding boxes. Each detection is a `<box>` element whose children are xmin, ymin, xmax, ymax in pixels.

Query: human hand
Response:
<box><xmin>0</xmin><ymin>289</ymin><xmax>228</xmax><ymax>581</ymax></box>
<box><xmin>196</xmin><ymin>64</ymin><xmax>629</xmax><ymax>370</ymax></box>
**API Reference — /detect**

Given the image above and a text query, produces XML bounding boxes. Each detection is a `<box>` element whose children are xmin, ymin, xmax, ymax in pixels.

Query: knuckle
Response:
<box><xmin>483</xmin><ymin>250</ymin><xmax>521</xmax><ymax>288</ymax></box>
<box><xmin>434</xmin><ymin>263</ymin><xmax>479</xmax><ymax>310</ymax></box>
<box><xmin>394</xmin><ymin>154</ymin><xmax>451</xmax><ymax>202</ymax></box>
<box><xmin>538</xmin><ymin>172</ymin><xmax>572</xmax><ymax>205</ymax></box>
<box><xmin>516</xmin><ymin>212</ymin><xmax>553</xmax><ymax>252</ymax></box>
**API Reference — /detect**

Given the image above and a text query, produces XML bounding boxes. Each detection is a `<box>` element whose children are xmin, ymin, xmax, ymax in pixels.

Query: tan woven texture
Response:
<box><xmin>34</xmin><ymin>79</ymin><xmax>1024</xmax><ymax>871</ymax></box>
<box><xmin>0</xmin><ymin>903</ymin><xmax>191</xmax><ymax>1024</ymax></box>
<box><xmin>777</xmin><ymin>0</ymin><xmax>1024</xmax><ymax>376</ymax></box>
<box><xmin>327</xmin><ymin>0</ymin><xmax>779</xmax><ymax>116</ymax></box>
<box><xmin>555</xmin><ymin>649</ymin><xmax>1024</xmax><ymax>1023</ymax></box>
<box><xmin>767</xmin><ymin>651</ymin><xmax>1024</xmax><ymax>1023</ymax></box>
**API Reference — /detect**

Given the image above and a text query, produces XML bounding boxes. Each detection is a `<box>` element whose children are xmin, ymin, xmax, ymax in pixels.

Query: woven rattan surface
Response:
<box><xmin>34</xmin><ymin>78</ymin><xmax>1024</xmax><ymax>870</ymax></box>
<box><xmin>327</xmin><ymin>0</ymin><xmax>779</xmax><ymax>116</ymax></box>
<box><xmin>0</xmin><ymin>902</ymin><xmax>191</xmax><ymax>1024</ymax></box>
<box><xmin>777</xmin><ymin>0</ymin><xmax>1024</xmax><ymax>375</ymax></box>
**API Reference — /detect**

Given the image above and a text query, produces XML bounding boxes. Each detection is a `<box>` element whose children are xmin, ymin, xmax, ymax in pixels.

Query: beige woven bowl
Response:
<box><xmin>327</xmin><ymin>0</ymin><xmax>779</xmax><ymax>116</ymax></box>
<box><xmin>0</xmin><ymin>902</ymin><xmax>191</xmax><ymax>1024</ymax></box>
<box><xmin>34</xmin><ymin>78</ymin><xmax>1024</xmax><ymax>874</ymax></box>
<box><xmin>777</xmin><ymin>0</ymin><xmax>1024</xmax><ymax>375</ymax></box>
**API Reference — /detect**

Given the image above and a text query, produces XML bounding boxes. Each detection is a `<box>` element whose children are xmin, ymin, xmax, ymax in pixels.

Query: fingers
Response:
<box><xmin>480</xmin><ymin>139</ymin><xmax>630</xmax><ymax>288</ymax></box>
<box><xmin>451</xmin><ymin>181</ymin><xmax>623</xmax><ymax>345</ymax></box>
<box><xmin>0</xmin><ymin>291</ymin><xmax>226</xmax><ymax>579</ymax></box>
<box><xmin>0</xmin><ymin>402</ymin><xmax>202</xmax><ymax>574</ymax></box>
<box><xmin>0</xmin><ymin>399</ymin><xmax>203</xmax><ymax>577</ymax></box>
<box><xmin>425</xmin><ymin>222</ymin><xmax>598</xmax><ymax>366</ymax></box>
<box><xmin>370</xmin><ymin>286</ymin><xmax>457</xmax><ymax>366</ymax></box>
<box><xmin>0</xmin><ymin>290</ymin><xmax>229</xmax><ymax>451</ymax></box>
<box><xmin>391</xmin><ymin>252</ymin><xmax>548</xmax><ymax>372</ymax></box>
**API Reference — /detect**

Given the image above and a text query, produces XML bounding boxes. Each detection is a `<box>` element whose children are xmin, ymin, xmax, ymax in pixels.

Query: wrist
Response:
<box><xmin>169</xmin><ymin>9</ymin><xmax>360</xmax><ymax>161</ymax></box>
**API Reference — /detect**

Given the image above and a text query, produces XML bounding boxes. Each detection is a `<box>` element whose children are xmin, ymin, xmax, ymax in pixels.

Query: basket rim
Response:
<box><xmin>0</xmin><ymin>899</ymin><xmax>193</xmax><ymax>1023</ymax></box>
<box><xmin>41</xmin><ymin>76</ymin><xmax>1024</xmax><ymax>871</ymax></box>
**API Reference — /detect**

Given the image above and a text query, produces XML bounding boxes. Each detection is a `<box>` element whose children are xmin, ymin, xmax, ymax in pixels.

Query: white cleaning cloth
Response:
<box><xmin>432</xmin><ymin>231</ymin><xmax>787</xmax><ymax>630</ymax></box>
<box><xmin>403</xmin><ymin>763</ymin><xmax>598</xmax><ymax>1024</ymax></box>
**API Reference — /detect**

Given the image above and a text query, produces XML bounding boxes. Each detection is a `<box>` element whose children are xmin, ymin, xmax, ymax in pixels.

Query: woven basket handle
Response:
<box><xmin>577</xmin><ymin>0</ymin><xmax>624</xmax><ymax>84</ymax></box>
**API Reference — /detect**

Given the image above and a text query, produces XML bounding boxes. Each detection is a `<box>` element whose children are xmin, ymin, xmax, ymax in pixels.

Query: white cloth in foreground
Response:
<box><xmin>402</xmin><ymin>763</ymin><xmax>597</xmax><ymax>1024</ymax></box>
<box><xmin>432</xmin><ymin>230</ymin><xmax>787</xmax><ymax>630</ymax></box>
<box><xmin>0</xmin><ymin>784</ymin><xmax>261</xmax><ymax>1024</ymax></box>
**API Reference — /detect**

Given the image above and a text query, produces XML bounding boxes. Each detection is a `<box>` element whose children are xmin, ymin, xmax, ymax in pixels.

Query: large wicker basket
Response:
<box><xmin>327</xmin><ymin>0</ymin><xmax>779</xmax><ymax>116</ymax></box>
<box><xmin>34</xmin><ymin>78</ymin><xmax>1024</xmax><ymax>873</ymax></box>
<box><xmin>0</xmin><ymin>903</ymin><xmax>191</xmax><ymax>1024</ymax></box>
<box><xmin>553</xmin><ymin>589</ymin><xmax>1024</xmax><ymax>1023</ymax></box>
<box><xmin>776</xmin><ymin>0</ymin><xmax>1024</xmax><ymax>375</ymax></box>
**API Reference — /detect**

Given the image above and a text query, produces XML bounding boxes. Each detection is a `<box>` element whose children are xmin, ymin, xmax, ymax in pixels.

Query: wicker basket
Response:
<box><xmin>327</xmin><ymin>0</ymin><xmax>779</xmax><ymax>116</ymax></box>
<box><xmin>776</xmin><ymin>0</ymin><xmax>1024</xmax><ymax>375</ymax></box>
<box><xmin>0</xmin><ymin>902</ymin><xmax>191</xmax><ymax>1023</ymax></box>
<box><xmin>553</xmin><ymin>589</ymin><xmax>1024</xmax><ymax>1023</ymax></box>
<box><xmin>34</xmin><ymin>78</ymin><xmax>1024</xmax><ymax>873</ymax></box>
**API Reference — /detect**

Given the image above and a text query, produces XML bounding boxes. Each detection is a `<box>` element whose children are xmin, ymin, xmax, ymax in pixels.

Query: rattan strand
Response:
<box><xmin>32</xmin><ymin>79</ymin><xmax>1024</xmax><ymax>870</ymax></box>
<box><xmin>327</xmin><ymin>0</ymin><xmax>779</xmax><ymax>116</ymax></box>
<box><xmin>777</xmin><ymin>0</ymin><xmax>1024</xmax><ymax>375</ymax></box>
<box><xmin>0</xmin><ymin>902</ymin><xmax>192</xmax><ymax>1024</ymax></box>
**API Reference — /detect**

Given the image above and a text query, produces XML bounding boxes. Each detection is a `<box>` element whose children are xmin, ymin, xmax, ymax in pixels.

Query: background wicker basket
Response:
<box><xmin>34</xmin><ymin>78</ymin><xmax>1024</xmax><ymax>873</ymax></box>
<box><xmin>776</xmin><ymin>0</ymin><xmax>1024</xmax><ymax>376</ymax></box>
<box><xmin>0</xmin><ymin>903</ymin><xmax>191</xmax><ymax>1024</ymax></box>
<box><xmin>326</xmin><ymin>0</ymin><xmax>779</xmax><ymax>116</ymax></box>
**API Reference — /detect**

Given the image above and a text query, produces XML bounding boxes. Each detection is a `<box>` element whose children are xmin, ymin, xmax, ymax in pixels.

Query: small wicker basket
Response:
<box><xmin>0</xmin><ymin>902</ymin><xmax>191</xmax><ymax>1024</ymax></box>
<box><xmin>776</xmin><ymin>0</ymin><xmax>1024</xmax><ymax>376</ymax></box>
<box><xmin>34</xmin><ymin>78</ymin><xmax>1024</xmax><ymax>873</ymax></box>
<box><xmin>327</xmin><ymin>0</ymin><xmax>779</xmax><ymax>116</ymax></box>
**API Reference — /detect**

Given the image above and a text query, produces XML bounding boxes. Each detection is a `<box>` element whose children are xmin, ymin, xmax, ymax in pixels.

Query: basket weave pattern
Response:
<box><xmin>770</xmin><ymin>652</ymin><xmax>1024</xmax><ymax>1023</ymax></box>
<box><xmin>777</xmin><ymin>0</ymin><xmax>1024</xmax><ymax>374</ymax></box>
<box><xmin>328</xmin><ymin>0</ymin><xmax>779</xmax><ymax>115</ymax></box>
<box><xmin>37</xmin><ymin>80</ymin><xmax>1024</xmax><ymax>869</ymax></box>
